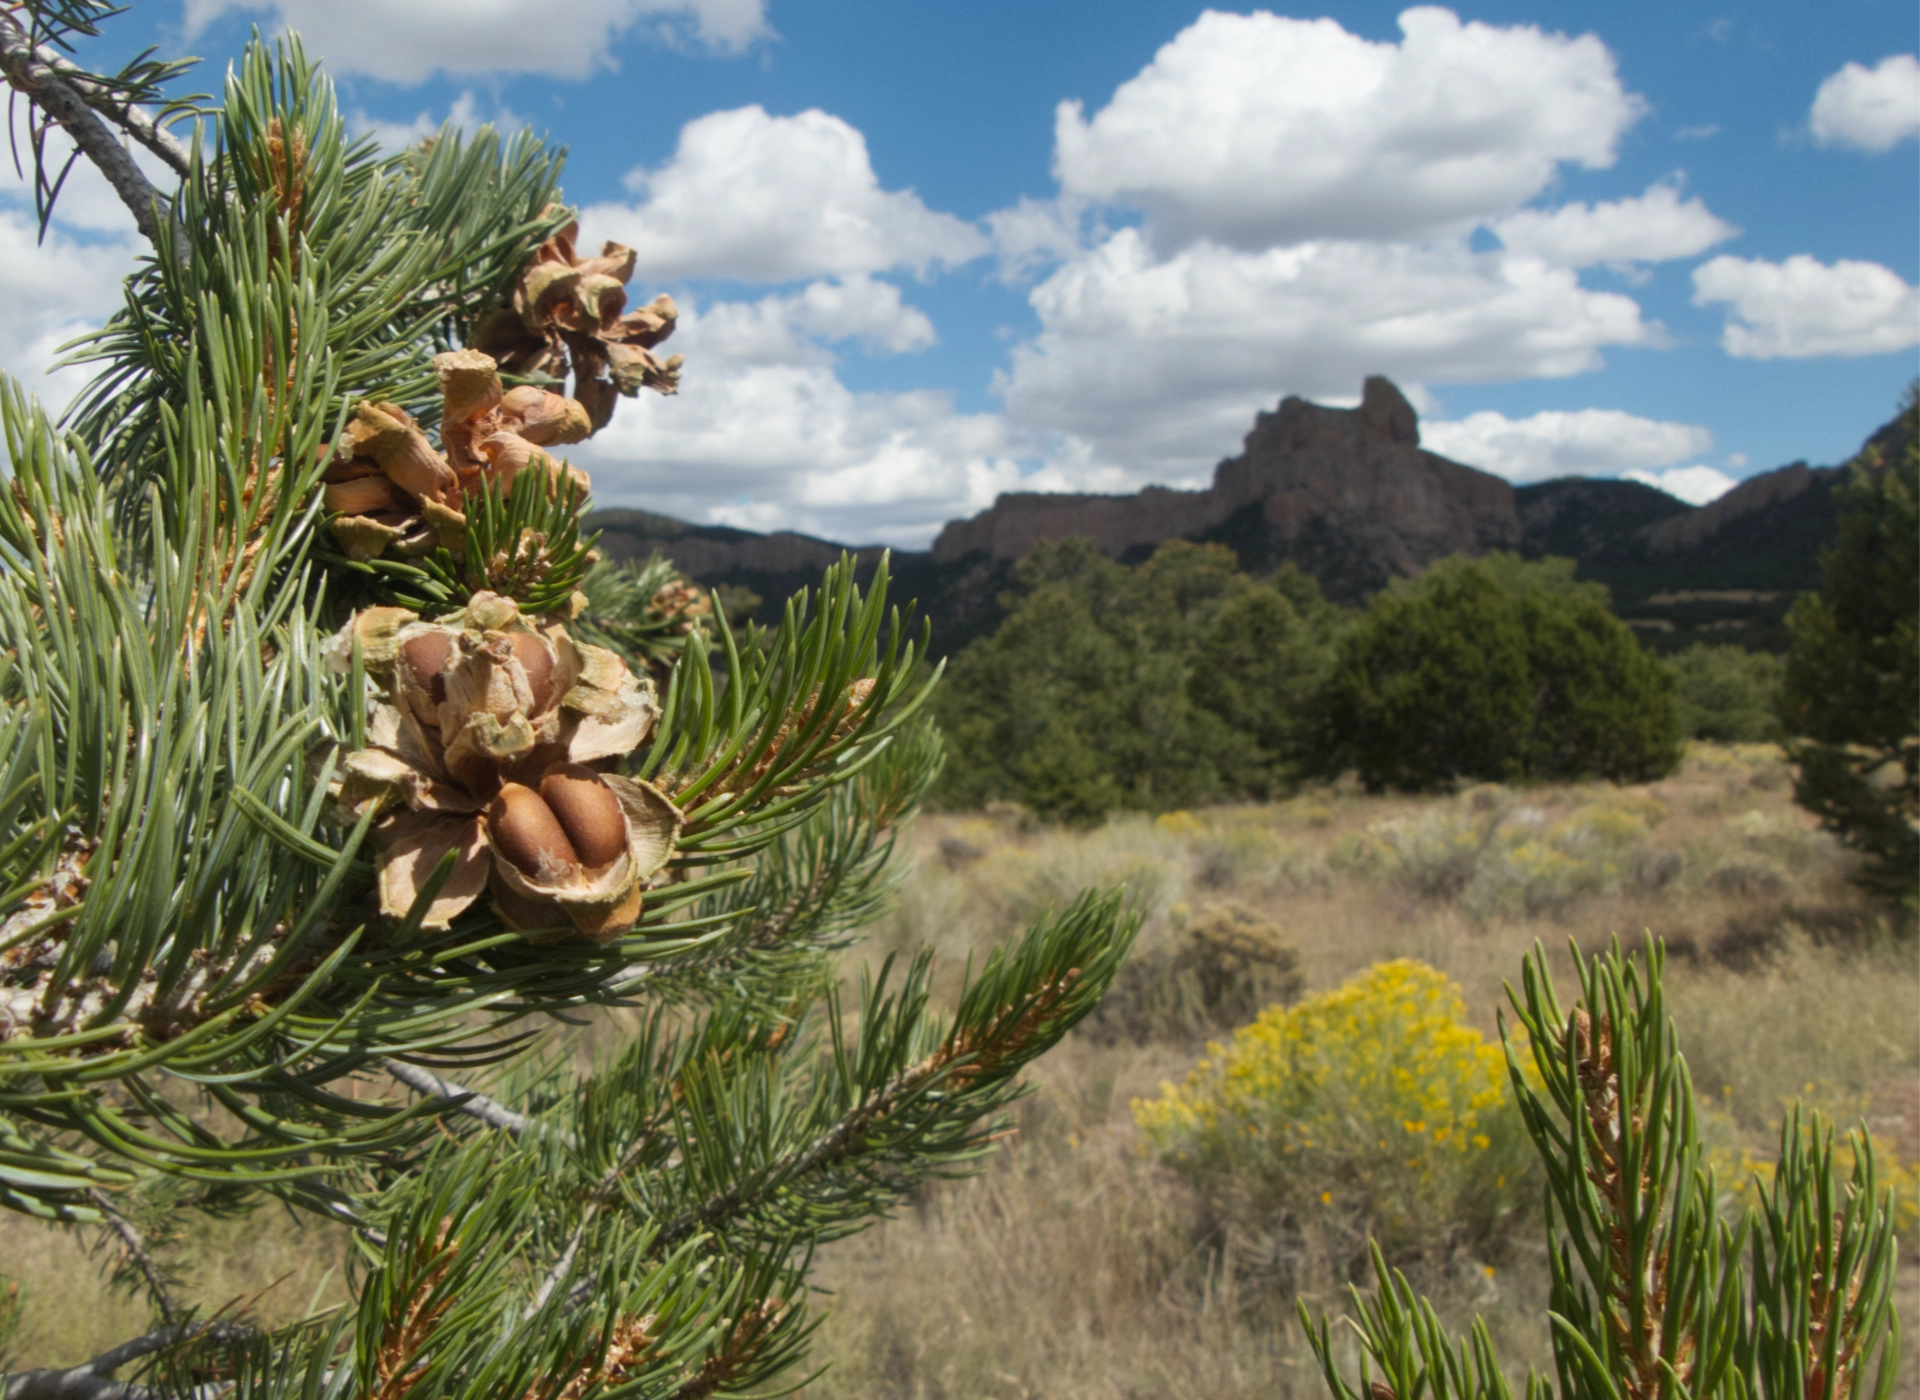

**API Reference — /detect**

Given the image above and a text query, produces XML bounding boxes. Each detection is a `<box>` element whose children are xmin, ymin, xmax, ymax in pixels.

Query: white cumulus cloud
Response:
<box><xmin>183</xmin><ymin>0</ymin><xmax>769</xmax><ymax>81</ymax></box>
<box><xmin>1491</xmin><ymin>181</ymin><xmax>1737</xmax><ymax>269</ymax></box>
<box><xmin>579</xmin><ymin>107</ymin><xmax>989</xmax><ymax>284</ymax></box>
<box><xmin>0</xmin><ymin>120</ymin><xmax>148</xmax><ymax>411</ymax></box>
<box><xmin>1810</xmin><ymin>54</ymin><xmax>1920</xmax><ymax>152</ymax></box>
<box><xmin>1692</xmin><ymin>254</ymin><xmax>1920</xmax><ymax>359</ymax></box>
<box><xmin>571</xmin><ymin>282</ymin><xmax>1024</xmax><ymax>545</ymax></box>
<box><xmin>1622</xmin><ymin>465</ymin><xmax>1737</xmax><ymax>505</ymax></box>
<box><xmin>684</xmin><ymin>276</ymin><xmax>936</xmax><ymax>361</ymax></box>
<box><xmin>998</xmin><ymin>230</ymin><xmax>1658</xmax><ymax>484</ymax></box>
<box><xmin>1052</xmin><ymin>6</ymin><xmax>1644</xmax><ymax>250</ymax></box>
<box><xmin>1420</xmin><ymin>408</ymin><xmax>1713</xmax><ymax>483</ymax></box>
<box><xmin>0</xmin><ymin>212</ymin><xmax>139</xmax><ymax>411</ymax></box>
<box><xmin>983</xmin><ymin>196</ymin><xmax>1088</xmax><ymax>283</ymax></box>
<box><xmin>349</xmin><ymin>92</ymin><xmax>526</xmax><ymax>153</ymax></box>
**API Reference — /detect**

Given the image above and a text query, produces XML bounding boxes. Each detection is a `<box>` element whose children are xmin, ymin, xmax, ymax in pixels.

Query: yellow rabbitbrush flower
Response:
<box><xmin>1134</xmin><ymin>960</ymin><xmax>1538</xmax><ymax>1260</ymax></box>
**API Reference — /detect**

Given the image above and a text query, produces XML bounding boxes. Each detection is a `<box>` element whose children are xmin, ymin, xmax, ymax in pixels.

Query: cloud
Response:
<box><xmin>1052</xmin><ymin>6</ymin><xmax>1644</xmax><ymax>250</ymax></box>
<box><xmin>570</xmin><ymin>281</ymin><xmax>1025</xmax><ymax>545</ymax></box>
<box><xmin>1673</xmin><ymin>124</ymin><xmax>1720</xmax><ymax>142</ymax></box>
<box><xmin>1693</xmin><ymin>254</ymin><xmax>1920</xmax><ymax>358</ymax></box>
<box><xmin>0</xmin><ymin>119</ymin><xmax>147</xmax><ymax>411</ymax></box>
<box><xmin>1622</xmin><ymin>465</ymin><xmax>1737</xmax><ymax>505</ymax></box>
<box><xmin>983</xmin><ymin>196</ymin><xmax>1088</xmax><ymax>283</ymax></box>
<box><xmin>579</xmin><ymin>107</ymin><xmax>989</xmax><ymax>284</ymax></box>
<box><xmin>0</xmin><ymin>210</ymin><xmax>140</xmax><ymax>411</ymax></box>
<box><xmin>998</xmin><ymin>230</ymin><xmax>1657</xmax><ymax>484</ymax></box>
<box><xmin>1490</xmin><ymin>181</ymin><xmax>1737</xmax><ymax>269</ymax></box>
<box><xmin>688</xmin><ymin>276</ymin><xmax>936</xmax><ymax>360</ymax></box>
<box><xmin>183</xmin><ymin>0</ymin><xmax>769</xmax><ymax>80</ymax></box>
<box><xmin>1420</xmin><ymin>408</ymin><xmax>1713</xmax><ymax>483</ymax></box>
<box><xmin>348</xmin><ymin>92</ymin><xmax>526</xmax><ymax>152</ymax></box>
<box><xmin>1810</xmin><ymin>54</ymin><xmax>1920</xmax><ymax>152</ymax></box>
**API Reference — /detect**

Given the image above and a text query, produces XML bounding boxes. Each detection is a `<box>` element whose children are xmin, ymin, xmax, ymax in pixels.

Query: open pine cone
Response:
<box><xmin>471</xmin><ymin>214</ymin><xmax>683</xmax><ymax>432</ymax></box>
<box><xmin>327</xmin><ymin>592</ymin><xmax>681</xmax><ymax>941</ymax></box>
<box><xmin>323</xmin><ymin>350</ymin><xmax>592</xmax><ymax>563</ymax></box>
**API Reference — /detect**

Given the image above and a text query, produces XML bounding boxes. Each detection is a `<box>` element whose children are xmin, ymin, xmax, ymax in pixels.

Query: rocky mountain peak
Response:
<box><xmin>926</xmin><ymin>376</ymin><xmax>1518</xmax><ymax>597</ymax></box>
<box><xmin>1362</xmin><ymin>375</ymin><xmax>1420</xmax><ymax>445</ymax></box>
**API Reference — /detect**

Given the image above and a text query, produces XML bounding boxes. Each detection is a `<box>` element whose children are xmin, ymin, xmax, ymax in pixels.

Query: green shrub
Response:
<box><xmin>1779</xmin><ymin>389</ymin><xmax>1918</xmax><ymax>903</ymax></box>
<box><xmin>1186</xmin><ymin>564</ymin><xmax>1343</xmax><ymax>791</ymax></box>
<box><xmin>1668</xmin><ymin>642</ymin><xmax>1785</xmax><ymax>742</ymax></box>
<box><xmin>1134</xmin><ymin>960</ymin><xmax>1539</xmax><ymax>1266</ymax></box>
<box><xmin>933</xmin><ymin>540</ymin><xmax>1340</xmax><ymax>821</ymax></box>
<box><xmin>1320</xmin><ymin>554</ymin><xmax>1682</xmax><ymax>791</ymax></box>
<box><xmin>1087</xmin><ymin>903</ymin><xmax>1304</xmax><ymax>1045</ymax></box>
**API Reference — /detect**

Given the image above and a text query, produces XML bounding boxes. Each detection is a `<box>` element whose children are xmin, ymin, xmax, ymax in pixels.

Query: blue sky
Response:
<box><xmin>4</xmin><ymin>0</ymin><xmax>1916</xmax><ymax>546</ymax></box>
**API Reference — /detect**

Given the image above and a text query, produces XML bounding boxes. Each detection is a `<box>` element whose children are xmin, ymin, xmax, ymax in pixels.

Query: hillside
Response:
<box><xmin>588</xmin><ymin>378</ymin><xmax>1898</xmax><ymax>655</ymax></box>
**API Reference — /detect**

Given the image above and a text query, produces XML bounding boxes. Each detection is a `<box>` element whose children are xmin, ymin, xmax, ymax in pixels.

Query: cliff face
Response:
<box><xmin>931</xmin><ymin>378</ymin><xmax>1520</xmax><ymax>600</ymax></box>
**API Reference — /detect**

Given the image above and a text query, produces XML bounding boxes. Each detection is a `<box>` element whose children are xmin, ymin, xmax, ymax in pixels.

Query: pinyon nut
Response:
<box><xmin>490</xmin><ymin>782</ymin><xmax>580</xmax><ymax>881</ymax></box>
<box><xmin>401</xmin><ymin>631</ymin><xmax>455</xmax><ymax>705</ymax></box>
<box><xmin>507</xmin><ymin>631</ymin><xmax>557</xmax><ymax>712</ymax></box>
<box><xmin>540</xmin><ymin>764</ymin><xmax>628</xmax><ymax>867</ymax></box>
<box><xmin>324</xmin><ymin>476</ymin><xmax>406</xmax><ymax>515</ymax></box>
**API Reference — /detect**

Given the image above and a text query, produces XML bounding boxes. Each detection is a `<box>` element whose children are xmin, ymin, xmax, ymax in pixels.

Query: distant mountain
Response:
<box><xmin>588</xmin><ymin>377</ymin><xmax>1897</xmax><ymax>656</ymax></box>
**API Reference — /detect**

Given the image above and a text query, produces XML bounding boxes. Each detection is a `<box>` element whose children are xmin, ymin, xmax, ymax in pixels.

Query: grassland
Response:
<box><xmin>796</xmin><ymin>743</ymin><xmax>1918</xmax><ymax>1398</ymax></box>
<box><xmin>2</xmin><ymin>744</ymin><xmax>1914</xmax><ymax>1394</ymax></box>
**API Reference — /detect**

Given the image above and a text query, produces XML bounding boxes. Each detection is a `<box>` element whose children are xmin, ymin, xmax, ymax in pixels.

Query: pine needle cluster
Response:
<box><xmin>0</xmin><ymin>8</ymin><xmax>1136</xmax><ymax>1394</ymax></box>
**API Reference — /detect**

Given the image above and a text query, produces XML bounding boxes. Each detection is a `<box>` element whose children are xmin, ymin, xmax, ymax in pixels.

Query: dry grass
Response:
<box><xmin>0</xmin><ymin>1201</ymin><xmax>351</xmax><ymax>1371</ymax></box>
<box><xmin>2</xmin><ymin>744</ymin><xmax>1913</xmax><ymax>1391</ymax></box>
<box><xmin>798</xmin><ymin>743</ymin><xmax>1919</xmax><ymax>1398</ymax></box>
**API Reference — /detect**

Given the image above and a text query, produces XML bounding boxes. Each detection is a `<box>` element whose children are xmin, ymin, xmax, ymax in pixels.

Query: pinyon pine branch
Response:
<box><xmin>24</xmin><ymin>39</ymin><xmax>191</xmax><ymax>175</ymax></box>
<box><xmin>1302</xmin><ymin>936</ymin><xmax>1902</xmax><ymax>1400</ymax></box>
<box><xmin>0</xmin><ymin>9</ymin><xmax>175</xmax><ymax>247</ymax></box>
<box><xmin>0</xmin><ymin>14</ymin><xmax>1137</xmax><ymax>1394</ymax></box>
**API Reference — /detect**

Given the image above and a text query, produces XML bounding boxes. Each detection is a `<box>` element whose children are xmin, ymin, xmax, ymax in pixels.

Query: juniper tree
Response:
<box><xmin>1318</xmin><ymin>554</ymin><xmax>1682</xmax><ymax>792</ymax></box>
<box><xmin>0</xmin><ymin>7</ymin><xmax>1135</xmax><ymax>1394</ymax></box>
<box><xmin>1778</xmin><ymin>390</ymin><xmax>1919</xmax><ymax>906</ymax></box>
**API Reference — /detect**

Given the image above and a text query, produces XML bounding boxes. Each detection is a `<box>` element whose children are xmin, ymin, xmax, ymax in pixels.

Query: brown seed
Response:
<box><xmin>488</xmin><ymin>783</ymin><xmax>579</xmax><ymax>881</ymax></box>
<box><xmin>506</xmin><ymin>632</ymin><xmax>556</xmax><ymax>712</ymax></box>
<box><xmin>323</xmin><ymin>476</ymin><xmax>406</xmax><ymax>515</ymax></box>
<box><xmin>540</xmin><ymin>764</ymin><xmax>628</xmax><ymax>868</ymax></box>
<box><xmin>400</xmin><ymin>631</ymin><xmax>455</xmax><ymax>705</ymax></box>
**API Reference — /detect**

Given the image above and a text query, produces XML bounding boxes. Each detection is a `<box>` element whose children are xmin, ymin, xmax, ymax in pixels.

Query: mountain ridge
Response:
<box><xmin>590</xmin><ymin>377</ymin><xmax>1889</xmax><ymax>655</ymax></box>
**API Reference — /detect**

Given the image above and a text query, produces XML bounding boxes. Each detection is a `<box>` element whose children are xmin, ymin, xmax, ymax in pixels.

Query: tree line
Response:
<box><xmin>935</xmin><ymin>542</ymin><xmax>1693</xmax><ymax>816</ymax></box>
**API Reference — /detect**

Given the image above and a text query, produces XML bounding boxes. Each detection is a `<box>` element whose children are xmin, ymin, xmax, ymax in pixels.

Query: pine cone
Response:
<box><xmin>470</xmin><ymin>211</ymin><xmax>683</xmax><ymax>433</ymax></box>
<box><xmin>322</xmin><ymin>351</ymin><xmax>591</xmax><ymax>563</ymax></box>
<box><xmin>326</xmin><ymin>592</ymin><xmax>679</xmax><ymax>942</ymax></box>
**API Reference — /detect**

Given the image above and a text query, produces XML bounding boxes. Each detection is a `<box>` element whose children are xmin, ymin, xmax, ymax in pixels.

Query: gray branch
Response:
<box><xmin>30</xmin><ymin>44</ymin><xmax>191</xmax><ymax>177</ymax></box>
<box><xmin>0</xmin><ymin>11</ymin><xmax>173</xmax><ymax>249</ymax></box>
<box><xmin>2</xmin><ymin>1322</ymin><xmax>247</xmax><ymax>1400</ymax></box>
<box><xmin>380</xmin><ymin>1056</ymin><xmax>536</xmax><ymax>1137</ymax></box>
<box><xmin>89</xmin><ymin>1193</ymin><xmax>179</xmax><ymax>1328</ymax></box>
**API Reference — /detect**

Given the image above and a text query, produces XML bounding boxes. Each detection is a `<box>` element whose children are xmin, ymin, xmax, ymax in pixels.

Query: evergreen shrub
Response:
<box><xmin>1668</xmin><ymin>642</ymin><xmax>1785</xmax><ymax>743</ymax></box>
<box><xmin>1085</xmin><ymin>902</ymin><xmax>1304</xmax><ymax>1046</ymax></box>
<box><xmin>1320</xmin><ymin>554</ymin><xmax>1683</xmax><ymax>791</ymax></box>
<box><xmin>1329</xmin><ymin>786</ymin><xmax>1675</xmax><ymax>920</ymax></box>
<box><xmin>1778</xmin><ymin>394</ymin><xmax>1918</xmax><ymax>904</ymax></box>
<box><xmin>933</xmin><ymin>540</ymin><xmax>1342</xmax><ymax>821</ymax></box>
